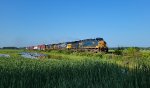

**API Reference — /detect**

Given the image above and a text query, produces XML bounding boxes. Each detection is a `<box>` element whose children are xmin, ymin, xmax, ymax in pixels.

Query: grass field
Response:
<box><xmin>0</xmin><ymin>49</ymin><xmax>150</xmax><ymax>88</ymax></box>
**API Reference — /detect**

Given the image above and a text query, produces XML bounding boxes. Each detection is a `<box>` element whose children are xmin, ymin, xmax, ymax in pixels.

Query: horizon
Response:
<box><xmin>0</xmin><ymin>0</ymin><xmax>150</xmax><ymax>47</ymax></box>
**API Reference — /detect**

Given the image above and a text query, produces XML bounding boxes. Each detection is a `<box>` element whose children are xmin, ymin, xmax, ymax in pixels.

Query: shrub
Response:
<box><xmin>123</xmin><ymin>47</ymin><xmax>141</xmax><ymax>58</ymax></box>
<box><xmin>114</xmin><ymin>47</ymin><xmax>124</xmax><ymax>55</ymax></box>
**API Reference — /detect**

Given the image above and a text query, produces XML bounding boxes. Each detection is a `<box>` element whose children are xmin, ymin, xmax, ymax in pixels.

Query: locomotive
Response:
<box><xmin>66</xmin><ymin>38</ymin><xmax>108</xmax><ymax>52</ymax></box>
<box><xmin>26</xmin><ymin>38</ymin><xmax>108</xmax><ymax>52</ymax></box>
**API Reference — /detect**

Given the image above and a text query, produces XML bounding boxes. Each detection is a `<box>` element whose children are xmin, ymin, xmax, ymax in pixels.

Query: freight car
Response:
<box><xmin>37</xmin><ymin>44</ymin><xmax>46</xmax><ymax>50</ymax></box>
<box><xmin>45</xmin><ymin>43</ymin><xmax>67</xmax><ymax>50</ymax></box>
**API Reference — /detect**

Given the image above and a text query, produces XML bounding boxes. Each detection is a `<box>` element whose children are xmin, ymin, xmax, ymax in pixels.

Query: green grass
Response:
<box><xmin>0</xmin><ymin>49</ymin><xmax>150</xmax><ymax>88</ymax></box>
<box><xmin>0</xmin><ymin>49</ymin><xmax>25</xmax><ymax>58</ymax></box>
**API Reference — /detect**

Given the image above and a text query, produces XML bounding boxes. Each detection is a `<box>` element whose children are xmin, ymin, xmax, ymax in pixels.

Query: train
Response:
<box><xmin>26</xmin><ymin>37</ymin><xmax>108</xmax><ymax>52</ymax></box>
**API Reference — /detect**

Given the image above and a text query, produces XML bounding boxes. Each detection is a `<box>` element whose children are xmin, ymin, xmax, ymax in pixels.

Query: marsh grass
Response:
<box><xmin>0</xmin><ymin>49</ymin><xmax>150</xmax><ymax>88</ymax></box>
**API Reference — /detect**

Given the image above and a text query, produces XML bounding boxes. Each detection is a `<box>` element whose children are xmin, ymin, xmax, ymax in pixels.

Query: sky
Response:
<box><xmin>0</xmin><ymin>0</ymin><xmax>150</xmax><ymax>47</ymax></box>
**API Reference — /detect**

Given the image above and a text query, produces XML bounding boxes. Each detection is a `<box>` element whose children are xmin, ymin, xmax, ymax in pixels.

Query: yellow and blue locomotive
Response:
<box><xmin>66</xmin><ymin>38</ymin><xmax>108</xmax><ymax>52</ymax></box>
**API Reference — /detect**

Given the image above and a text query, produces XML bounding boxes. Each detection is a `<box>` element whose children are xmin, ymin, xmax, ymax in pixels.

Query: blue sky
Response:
<box><xmin>0</xmin><ymin>0</ymin><xmax>150</xmax><ymax>47</ymax></box>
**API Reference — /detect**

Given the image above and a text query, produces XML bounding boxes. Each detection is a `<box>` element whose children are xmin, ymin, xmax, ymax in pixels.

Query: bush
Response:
<box><xmin>123</xmin><ymin>47</ymin><xmax>141</xmax><ymax>58</ymax></box>
<box><xmin>114</xmin><ymin>47</ymin><xmax>124</xmax><ymax>55</ymax></box>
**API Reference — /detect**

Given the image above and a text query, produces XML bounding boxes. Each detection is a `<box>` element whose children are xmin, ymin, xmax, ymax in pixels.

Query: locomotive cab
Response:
<box><xmin>67</xmin><ymin>44</ymin><xmax>72</xmax><ymax>49</ymax></box>
<box><xmin>96</xmin><ymin>40</ymin><xmax>108</xmax><ymax>52</ymax></box>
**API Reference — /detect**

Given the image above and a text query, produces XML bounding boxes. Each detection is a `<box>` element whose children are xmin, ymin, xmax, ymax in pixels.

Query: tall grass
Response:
<box><xmin>0</xmin><ymin>57</ymin><xmax>150</xmax><ymax>88</ymax></box>
<box><xmin>0</xmin><ymin>49</ymin><xmax>150</xmax><ymax>88</ymax></box>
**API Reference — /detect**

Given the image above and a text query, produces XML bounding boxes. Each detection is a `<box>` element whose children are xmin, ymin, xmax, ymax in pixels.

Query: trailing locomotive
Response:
<box><xmin>26</xmin><ymin>38</ymin><xmax>108</xmax><ymax>52</ymax></box>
